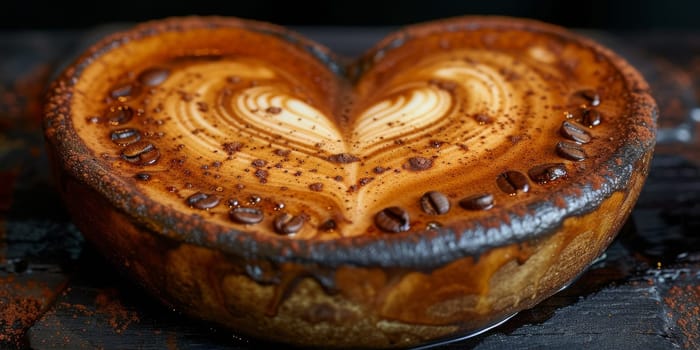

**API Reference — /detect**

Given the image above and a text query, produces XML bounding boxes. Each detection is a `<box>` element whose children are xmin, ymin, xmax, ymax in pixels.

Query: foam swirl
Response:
<box><xmin>76</xmin><ymin>41</ymin><xmax>625</xmax><ymax>238</ymax></box>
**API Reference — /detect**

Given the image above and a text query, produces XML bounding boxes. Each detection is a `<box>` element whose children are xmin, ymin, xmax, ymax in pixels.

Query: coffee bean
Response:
<box><xmin>121</xmin><ymin>141</ymin><xmax>160</xmax><ymax>166</ymax></box>
<box><xmin>528</xmin><ymin>163</ymin><xmax>567</xmax><ymax>184</ymax></box>
<box><xmin>374</xmin><ymin>207</ymin><xmax>410</xmax><ymax>233</ymax></box>
<box><xmin>459</xmin><ymin>193</ymin><xmax>494</xmax><ymax>210</ymax></box>
<box><xmin>138</xmin><ymin>67</ymin><xmax>170</xmax><ymax>86</ymax></box>
<box><xmin>419</xmin><ymin>191</ymin><xmax>450</xmax><ymax>215</ymax></box>
<box><xmin>573</xmin><ymin>89</ymin><xmax>600</xmax><ymax>107</ymax></box>
<box><xmin>496</xmin><ymin>171</ymin><xmax>530</xmax><ymax>195</ymax></box>
<box><xmin>105</xmin><ymin>105</ymin><xmax>134</xmax><ymax>125</ymax></box>
<box><xmin>556</xmin><ymin>141</ymin><xmax>586</xmax><ymax>161</ymax></box>
<box><xmin>582</xmin><ymin>108</ymin><xmax>602</xmax><ymax>127</ymax></box>
<box><xmin>110</xmin><ymin>82</ymin><xmax>140</xmax><ymax>99</ymax></box>
<box><xmin>560</xmin><ymin>121</ymin><xmax>591</xmax><ymax>143</ymax></box>
<box><xmin>134</xmin><ymin>172</ymin><xmax>151</xmax><ymax>181</ymax></box>
<box><xmin>110</xmin><ymin>128</ymin><xmax>141</xmax><ymax>146</ymax></box>
<box><xmin>186</xmin><ymin>192</ymin><xmax>220</xmax><ymax>210</ymax></box>
<box><xmin>273</xmin><ymin>213</ymin><xmax>305</xmax><ymax>234</ymax></box>
<box><xmin>319</xmin><ymin>219</ymin><xmax>336</xmax><ymax>231</ymax></box>
<box><xmin>229</xmin><ymin>207</ymin><xmax>263</xmax><ymax>224</ymax></box>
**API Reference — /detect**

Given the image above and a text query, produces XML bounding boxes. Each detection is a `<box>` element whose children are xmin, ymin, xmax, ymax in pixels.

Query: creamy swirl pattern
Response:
<box><xmin>73</xmin><ymin>32</ymin><xmax>627</xmax><ymax>239</ymax></box>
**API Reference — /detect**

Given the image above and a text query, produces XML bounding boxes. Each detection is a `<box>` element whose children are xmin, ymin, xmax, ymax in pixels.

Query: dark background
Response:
<box><xmin>3</xmin><ymin>0</ymin><xmax>700</xmax><ymax>31</ymax></box>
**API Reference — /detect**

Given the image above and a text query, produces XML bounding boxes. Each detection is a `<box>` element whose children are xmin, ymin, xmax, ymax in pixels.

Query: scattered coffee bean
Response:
<box><xmin>375</xmin><ymin>207</ymin><xmax>410</xmax><ymax>233</ymax></box>
<box><xmin>105</xmin><ymin>105</ymin><xmax>134</xmax><ymax>125</ymax></box>
<box><xmin>459</xmin><ymin>193</ymin><xmax>494</xmax><ymax>210</ymax></box>
<box><xmin>138</xmin><ymin>67</ymin><xmax>170</xmax><ymax>86</ymax></box>
<box><xmin>496</xmin><ymin>171</ymin><xmax>530</xmax><ymax>195</ymax></box>
<box><xmin>528</xmin><ymin>163</ymin><xmax>567</xmax><ymax>184</ymax></box>
<box><xmin>556</xmin><ymin>141</ymin><xmax>586</xmax><ymax>161</ymax></box>
<box><xmin>560</xmin><ymin>121</ymin><xmax>591</xmax><ymax>143</ymax></box>
<box><xmin>110</xmin><ymin>128</ymin><xmax>141</xmax><ymax>146</ymax></box>
<box><xmin>134</xmin><ymin>172</ymin><xmax>151</xmax><ymax>181</ymax></box>
<box><xmin>405</xmin><ymin>157</ymin><xmax>433</xmax><ymax>171</ymax></box>
<box><xmin>581</xmin><ymin>108</ymin><xmax>602</xmax><ymax>127</ymax></box>
<box><xmin>273</xmin><ymin>213</ymin><xmax>305</xmax><ymax>234</ymax></box>
<box><xmin>186</xmin><ymin>192</ymin><xmax>220</xmax><ymax>210</ymax></box>
<box><xmin>319</xmin><ymin>219</ymin><xmax>336</xmax><ymax>231</ymax></box>
<box><xmin>229</xmin><ymin>207</ymin><xmax>263</xmax><ymax>224</ymax></box>
<box><xmin>572</xmin><ymin>89</ymin><xmax>600</xmax><ymax>107</ymax></box>
<box><xmin>419</xmin><ymin>191</ymin><xmax>450</xmax><ymax>215</ymax></box>
<box><xmin>121</xmin><ymin>141</ymin><xmax>160</xmax><ymax>165</ymax></box>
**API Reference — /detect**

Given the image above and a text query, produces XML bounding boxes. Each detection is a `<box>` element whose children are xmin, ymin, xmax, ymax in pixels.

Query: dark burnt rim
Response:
<box><xmin>43</xmin><ymin>16</ymin><xmax>657</xmax><ymax>270</ymax></box>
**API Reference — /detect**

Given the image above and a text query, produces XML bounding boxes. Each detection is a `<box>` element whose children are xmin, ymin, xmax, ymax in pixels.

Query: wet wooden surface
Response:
<box><xmin>1</xmin><ymin>27</ymin><xmax>699</xmax><ymax>349</ymax></box>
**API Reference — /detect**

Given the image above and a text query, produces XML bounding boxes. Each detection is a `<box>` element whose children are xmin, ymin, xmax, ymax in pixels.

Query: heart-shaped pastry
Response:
<box><xmin>44</xmin><ymin>16</ymin><xmax>656</xmax><ymax>348</ymax></box>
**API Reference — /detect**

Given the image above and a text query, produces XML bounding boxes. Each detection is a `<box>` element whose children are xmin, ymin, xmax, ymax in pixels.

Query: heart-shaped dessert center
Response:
<box><xmin>66</xmin><ymin>19</ymin><xmax>630</xmax><ymax>239</ymax></box>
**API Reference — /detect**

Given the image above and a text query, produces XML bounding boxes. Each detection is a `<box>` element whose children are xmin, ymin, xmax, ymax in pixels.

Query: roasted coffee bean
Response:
<box><xmin>105</xmin><ymin>105</ymin><xmax>134</xmax><ymax>125</ymax></box>
<box><xmin>528</xmin><ymin>163</ymin><xmax>567</xmax><ymax>184</ymax></box>
<box><xmin>186</xmin><ymin>192</ymin><xmax>220</xmax><ymax>209</ymax></box>
<box><xmin>496</xmin><ymin>171</ymin><xmax>530</xmax><ymax>195</ymax></box>
<box><xmin>110</xmin><ymin>128</ymin><xmax>141</xmax><ymax>146</ymax></box>
<box><xmin>419</xmin><ymin>191</ymin><xmax>450</xmax><ymax>215</ymax></box>
<box><xmin>138</xmin><ymin>67</ymin><xmax>170</xmax><ymax>86</ymax></box>
<box><xmin>560</xmin><ymin>121</ymin><xmax>591</xmax><ymax>143</ymax></box>
<box><xmin>556</xmin><ymin>141</ymin><xmax>586</xmax><ymax>161</ymax></box>
<box><xmin>582</xmin><ymin>108</ymin><xmax>602</xmax><ymax>127</ymax></box>
<box><xmin>319</xmin><ymin>219</ymin><xmax>336</xmax><ymax>231</ymax></box>
<box><xmin>229</xmin><ymin>207</ymin><xmax>263</xmax><ymax>224</ymax></box>
<box><xmin>110</xmin><ymin>83</ymin><xmax>140</xmax><ymax>99</ymax></box>
<box><xmin>573</xmin><ymin>89</ymin><xmax>600</xmax><ymax>107</ymax></box>
<box><xmin>273</xmin><ymin>213</ymin><xmax>305</xmax><ymax>234</ymax></box>
<box><xmin>375</xmin><ymin>207</ymin><xmax>410</xmax><ymax>233</ymax></box>
<box><xmin>134</xmin><ymin>172</ymin><xmax>151</xmax><ymax>181</ymax></box>
<box><xmin>459</xmin><ymin>193</ymin><xmax>494</xmax><ymax>210</ymax></box>
<box><xmin>121</xmin><ymin>141</ymin><xmax>160</xmax><ymax>165</ymax></box>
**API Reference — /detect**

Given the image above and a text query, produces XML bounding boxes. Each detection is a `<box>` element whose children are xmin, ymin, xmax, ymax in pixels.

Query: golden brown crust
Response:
<box><xmin>43</xmin><ymin>16</ymin><xmax>657</xmax><ymax>348</ymax></box>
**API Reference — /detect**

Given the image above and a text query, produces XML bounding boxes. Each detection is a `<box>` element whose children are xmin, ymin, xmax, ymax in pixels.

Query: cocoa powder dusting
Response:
<box><xmin>0</xmin><ymin>276</ymin><xmax>53</xmax><ymax>347</ymax></box>
<box><xmin>222</xmin><ymin>142</ymin><xmax>243</xmax><ymax>155</ymax></box>
<box><xmin>254</xmin><ymin>169</ymin><xmax>269</xmax><ymax>184</ymax></box>
<box><xmin>404</xmin><ymin>157</ymin><xmax>433</xmax><ymax>171</ymax></box>
<box><xmin>95</xmin><ymin>289</ymin><xmax>140</xmax><ymax>333</ymax></box>
<box><xmin>664</xmin><ymin>284</ymin><xmax>700</xmax><ymax>348</ymax></box>
<box><xmin>327</xmin><ymin>153</ymin><xmax>359</xmax><ymax>163</ymax></box>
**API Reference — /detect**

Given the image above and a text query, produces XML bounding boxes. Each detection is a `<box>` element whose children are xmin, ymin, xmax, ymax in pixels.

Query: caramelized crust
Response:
<box><xmin>43</xmin><ymin>16</ymin><xmax>656</xmax><ymax>348</ymax></box>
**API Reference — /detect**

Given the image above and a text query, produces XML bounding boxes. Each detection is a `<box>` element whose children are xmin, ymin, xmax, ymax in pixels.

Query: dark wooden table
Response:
<box><xmin>1</xmin><ymin>26</ymin><xmax>699</xmax><ymax>349</ymax></box>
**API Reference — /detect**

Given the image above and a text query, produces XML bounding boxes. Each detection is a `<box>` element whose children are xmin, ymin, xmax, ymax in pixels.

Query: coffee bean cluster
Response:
<box><xmin>371</xmin><ymin>89</ymin><xmax>606</xmax><ymax>234</ymax></box>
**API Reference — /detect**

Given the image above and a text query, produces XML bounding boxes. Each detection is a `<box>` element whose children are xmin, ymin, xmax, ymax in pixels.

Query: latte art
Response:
<box><xmin>72</xmin><ymin>26</ymin><xmax>626</xmax><ymax>239</ymax></box>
